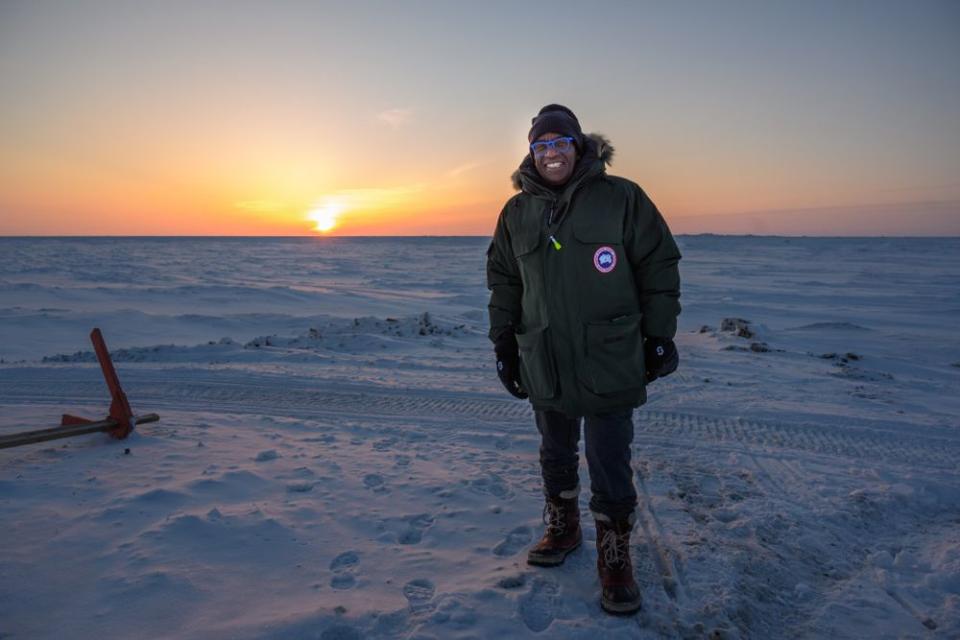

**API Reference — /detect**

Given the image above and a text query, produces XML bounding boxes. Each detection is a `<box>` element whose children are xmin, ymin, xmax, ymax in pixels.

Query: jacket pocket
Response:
<box><xmin>515</xmin><ymin>325</ymin><xmax>558</xmax><ymax>401</ymax></box>
<box><xmin>580</xmin><ymin>313</ymin><xmax>646</xmax><ymax>395</ymax></box>
<box><xmin>513</xmin><ymin>233</ymin><xmax>542</xmax><ymax>285</ymax></box>
<box><xmin>511</xmin><ymin>228</ymin><xmax>542</xmax><ymax>258</ymax></box>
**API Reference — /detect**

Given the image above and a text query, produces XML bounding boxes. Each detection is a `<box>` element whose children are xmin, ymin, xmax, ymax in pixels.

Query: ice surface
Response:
<box><xmin>1</xmin><ymin>236</ymin><xmax>958</xmax><ymax>639</ymax></box>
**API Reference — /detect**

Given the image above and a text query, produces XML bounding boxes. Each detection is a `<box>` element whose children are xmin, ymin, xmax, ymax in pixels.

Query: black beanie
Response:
<box><xmin>528</xmin><ymin>104</ymin><xmax>584</xmax><ymax>149</ymax></box>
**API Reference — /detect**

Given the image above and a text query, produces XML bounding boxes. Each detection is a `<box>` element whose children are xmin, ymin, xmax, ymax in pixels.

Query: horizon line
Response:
<box><xmin>2</xmin><ymin>233</ymin><xmax>959</xmax><ymax>240</ymax></box>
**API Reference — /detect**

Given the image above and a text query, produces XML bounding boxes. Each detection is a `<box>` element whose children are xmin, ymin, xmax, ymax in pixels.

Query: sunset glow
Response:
<box><xmin>0</xmin><ymin>3</ymin><xmax>957</xmax><ymax>236</ymax></box>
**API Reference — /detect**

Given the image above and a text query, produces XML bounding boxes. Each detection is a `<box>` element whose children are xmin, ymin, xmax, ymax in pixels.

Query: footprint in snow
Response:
<box><xmin>329</xmin><ymin>551</ymin><xmax>359</xmax><ymax>590</ymax></box>
<box><xmin>372</xmin><ymin>437</ymin><xmax>398</xmax><ymax>451</ymax></box>
<box><xmin>254</xmin><ymin>449</ymin><xmax>279</xmax><ymax>462</ymax></box>
<box><xmin>519</xmin><ymin>577</ymin><xmax>559</xmax><ymax>633</ymax></box>
<box><xmin>320</xmin><ymin>624</ymin><xmax>362</xmax><ymax>640</ymax></box>
<box><xmin>286</xmin><ymin>481</ymin><xmax>314</xmax><ymax>493</ymax></box>
<box><xmin>402</xmin><ymin>578</ymin><xmax>436</xmax><ymax>611</ymax></box>
<box><xmin>496</xmin><ymin>573</ymin><xmax>527</xmax><ymax>589</ymax></box>
<box><xmin>329</xmin><ymin>551</ymin><xmax>359</xmax><ymax>571</ymax></box>
<box><xmin>470</xmin><ymin>474</ymin><xmax>510</xmax><ymax>499</ymax></box>
<box><xmin>493</xmin><ymin>526</ymin><xmax>532</xmax><ymax>557</ymax></box>
<box><xmin>364</xmin><ymin>474</ymin><xmax>386</xmax><ymax>491</ymax></box>
<box><xmin>330</xmin><ymin>573</ymin><xmax>356</xmax><ymax>589</ymax></box>
<box><xmin>398</xmin><ymin>513</ymin><xmax>435</xmax><ymax>545</ymax></box>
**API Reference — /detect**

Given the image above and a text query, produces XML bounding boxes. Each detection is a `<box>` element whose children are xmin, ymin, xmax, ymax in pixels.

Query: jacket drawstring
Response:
<box><xmin>545</xmin><ymin>200</ymin><xmax>557</xmax><ymax>226</ymax></box>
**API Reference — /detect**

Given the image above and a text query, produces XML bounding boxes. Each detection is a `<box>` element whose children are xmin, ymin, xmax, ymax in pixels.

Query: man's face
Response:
<box><xmin>532</xmin><ymin>132</ymin><xmax>577</xmax><ymax>186</ymax></box>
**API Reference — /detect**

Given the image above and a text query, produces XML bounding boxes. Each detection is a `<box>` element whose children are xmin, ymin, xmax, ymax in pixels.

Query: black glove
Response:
<box><xmin>494</xmin><ymin>331</ymin><xmax>528</xmax><ymax>399</ymax></box>
<box><xmin>644</xmin><ymin>337</ymin><xmax>678</xmax><ymax>383</ymax></box>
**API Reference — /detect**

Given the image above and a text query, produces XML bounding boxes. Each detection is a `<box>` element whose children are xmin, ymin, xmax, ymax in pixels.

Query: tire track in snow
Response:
<box><xmin>636</xmin><ymin>410</ymin><xmax>959</xmax><ymax>472</ymax></box>
<box><xmin>1</xmin><ymin>370</ymin><xmax>958</xmax><ymax>470</ymax></box>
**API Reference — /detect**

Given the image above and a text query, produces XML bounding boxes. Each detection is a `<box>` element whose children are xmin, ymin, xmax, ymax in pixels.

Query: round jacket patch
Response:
<box><xmin>593</xmin><ymin>246</ymin><xmax>617</xmax><ymax>273</ymax></box>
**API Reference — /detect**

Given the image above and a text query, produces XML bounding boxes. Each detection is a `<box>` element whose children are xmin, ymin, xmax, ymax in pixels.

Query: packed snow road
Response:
<box><xmin>2</xmin><ymin>365</ymin><xmax>958</xmax><ymax>473</ymax></box>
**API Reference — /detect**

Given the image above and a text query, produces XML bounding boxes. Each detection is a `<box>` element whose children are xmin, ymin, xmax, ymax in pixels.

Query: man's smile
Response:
<box><xmin>532</xmin><ymin>134</ymin><xmax>577</xmax><ymax>186</ymax></box>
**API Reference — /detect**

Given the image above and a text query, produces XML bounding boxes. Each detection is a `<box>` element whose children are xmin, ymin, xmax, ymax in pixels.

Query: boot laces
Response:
<box><xmin>599</xmin><ymin>528</ymin><xmax>630</xmax><ymax>569</ymax></box>
<box><xmin>542</xmin><ymin>501</ymin><xmax>567</xmax><ymax>536</ymax></box>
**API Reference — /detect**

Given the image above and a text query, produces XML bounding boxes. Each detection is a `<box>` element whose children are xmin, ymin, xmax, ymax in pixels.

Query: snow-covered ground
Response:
<box><xmin>1</xmin><ymin>236</ymin><xmax>958</xmax><ymax>639</ymax></box>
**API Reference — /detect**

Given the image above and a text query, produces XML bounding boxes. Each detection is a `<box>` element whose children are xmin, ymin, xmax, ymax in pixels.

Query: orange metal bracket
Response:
<box><xmin>1</xmin><ymin>328</ymin><xmax>159</xmax><ymax>450</ymax></box>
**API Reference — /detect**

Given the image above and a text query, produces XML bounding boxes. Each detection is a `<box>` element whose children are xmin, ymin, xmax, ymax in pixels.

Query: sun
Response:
<box><xmin>307</xmin><ymin>202</ymin><xmax>343</xmax><ymax>233</ymax></box>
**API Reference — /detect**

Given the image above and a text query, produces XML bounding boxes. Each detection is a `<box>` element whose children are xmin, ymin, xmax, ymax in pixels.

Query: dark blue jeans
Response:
<box><xmin>534</xmin><ymin>408</ymin><xmax>638</xmax><ymax>520</ymax></box>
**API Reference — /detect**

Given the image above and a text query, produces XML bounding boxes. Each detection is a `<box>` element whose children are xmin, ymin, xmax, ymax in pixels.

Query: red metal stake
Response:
<box><xmin>92</xmin><ymin>328</ymin><xmax>135</xmax><ymax>438</ymax></box>
<box><xmin>61</xmin><ymin>328</ymin><xmax>137</xmax><ymax>438</ymax></box>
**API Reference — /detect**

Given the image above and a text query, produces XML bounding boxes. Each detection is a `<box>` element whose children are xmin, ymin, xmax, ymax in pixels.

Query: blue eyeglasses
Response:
<box><xmin>530</xmin><ymin>136</ymin><xmax>575</xmax><ymax>156</ymax></box>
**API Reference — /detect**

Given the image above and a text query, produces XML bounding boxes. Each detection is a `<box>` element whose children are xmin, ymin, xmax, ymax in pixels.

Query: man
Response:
<box><xmin>486</xmin><ymin>104</ymin><xmax>681</xmax><ymax>615</ymax></box>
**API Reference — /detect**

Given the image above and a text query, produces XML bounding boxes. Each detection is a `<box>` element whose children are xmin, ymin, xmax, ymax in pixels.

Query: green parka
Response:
<box><xmin>487</xmin><ymin>134</ymin><xmax>681</xmax><ymax>416</ymax></box>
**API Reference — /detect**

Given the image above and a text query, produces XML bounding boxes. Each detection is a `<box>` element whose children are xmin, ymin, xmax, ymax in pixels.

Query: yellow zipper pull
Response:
<box><xmin>549</xmin><ymin>235</ymin><xmax>562</xmax><ymax>251</ymax></box>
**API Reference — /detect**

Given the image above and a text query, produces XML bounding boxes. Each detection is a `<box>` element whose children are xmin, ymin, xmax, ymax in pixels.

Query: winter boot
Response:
<box><xmin>594</xmin><ymin>512</ymin><xmax>641</xmax><ymax>615</ymax></box>
<box><xmin>526</xmin><ymin>486</ymin><xmax>582</xmax><ymax>566</ymax></box>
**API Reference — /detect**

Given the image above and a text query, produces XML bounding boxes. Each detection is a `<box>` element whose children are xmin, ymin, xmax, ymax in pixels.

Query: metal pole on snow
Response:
<box><xmin>0</xmin><ymin>328</ymin><xmax>160</xmax><ymax>450</ymax></box>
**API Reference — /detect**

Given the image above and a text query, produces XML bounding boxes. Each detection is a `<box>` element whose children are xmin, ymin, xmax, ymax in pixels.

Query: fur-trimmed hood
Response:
<box><xmin>511</xmin><ymin>133</ymin><xmax>615</xmax><ymax>191</ymax></box>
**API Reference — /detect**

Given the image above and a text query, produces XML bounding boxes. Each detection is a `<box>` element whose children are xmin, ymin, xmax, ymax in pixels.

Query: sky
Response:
<box><xmin>1</xmin><ymin>0</ymin><xmax>958</xmax><ymax>236</ymax></box>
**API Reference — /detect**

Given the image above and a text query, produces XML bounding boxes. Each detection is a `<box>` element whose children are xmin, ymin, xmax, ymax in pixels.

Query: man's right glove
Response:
<box><xmin>644</xmin><ymin>337</ymin><xmax>679</xmax><ymax>383</ymax></box>
<box><xmin>494</xmin><ymin>330</ymin><xmax>528</xmax><ymax>399</ymax></box>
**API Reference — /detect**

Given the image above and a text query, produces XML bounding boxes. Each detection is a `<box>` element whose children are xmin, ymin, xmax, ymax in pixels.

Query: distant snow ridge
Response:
<box><xmin>244</xmin><ymin>312</ymin><xmax>470</xmax><ymax>350</ymax></box>
<box><xmin>42</xmin><ymin>337</ymin><xmax>239</xmax><ymax>363</ymax></box>
<box><xmin>41</xmin><ymin>312</ymin><xmax>476</xmax><ymax>363</ymax></box>
<box><xmin>786</xmin><ymin>321</ymin><xmax>872</xmax><ymax>332</ymax></box>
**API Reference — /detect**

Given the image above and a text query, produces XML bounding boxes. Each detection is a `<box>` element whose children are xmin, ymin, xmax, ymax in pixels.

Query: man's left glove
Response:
<box><xmin>494</xmin><ymin>330</ymin><xmax>528</xmax><ymax>400</ymax></box>
<box><xmin>644</xmin><ymin>337</ymin><xmax>679</xmax><ymax>383</ymax></box>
